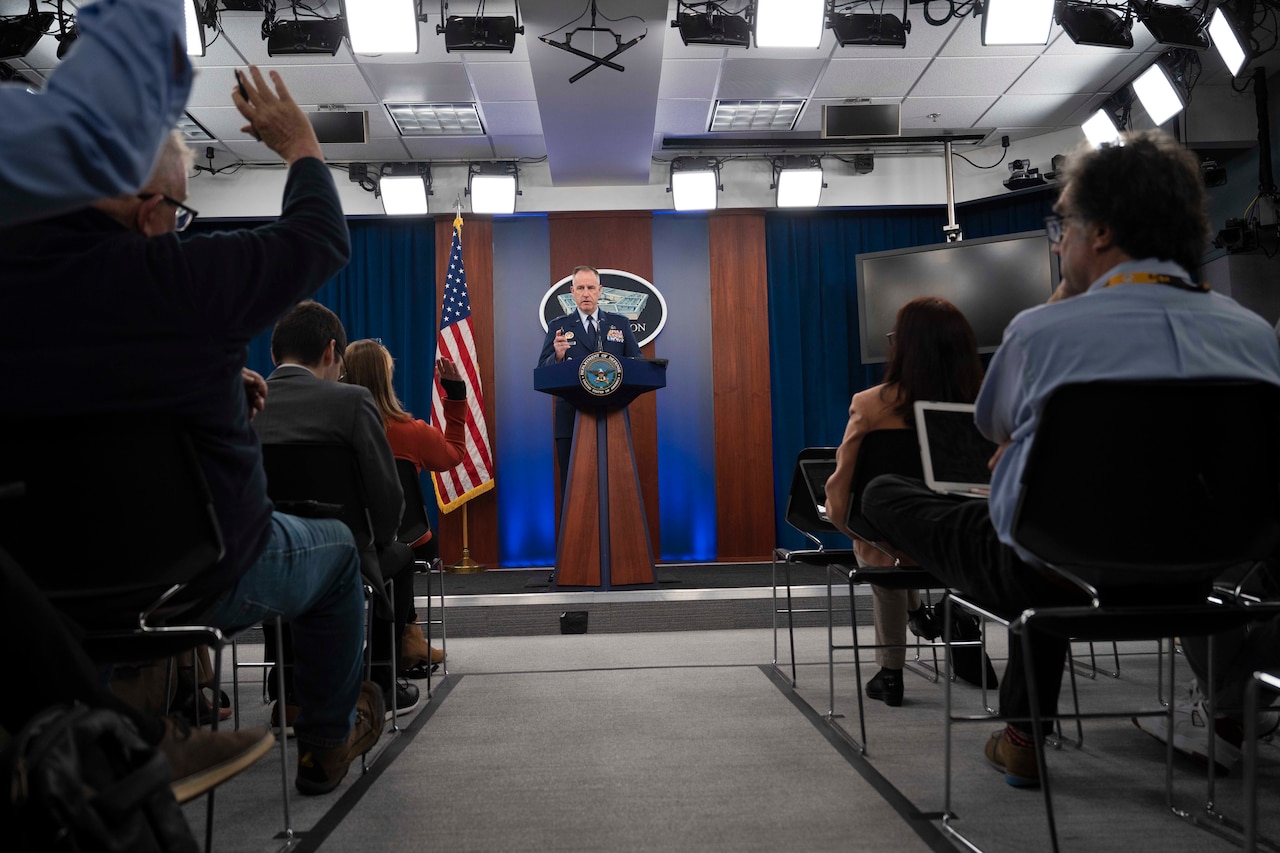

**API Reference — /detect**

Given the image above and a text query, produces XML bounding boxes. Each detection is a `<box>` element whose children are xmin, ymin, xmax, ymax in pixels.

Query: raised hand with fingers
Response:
<box><xmin>231</xmin><ymin>66</ymin><xmax>324</xmax><ymax>166</ymax></box>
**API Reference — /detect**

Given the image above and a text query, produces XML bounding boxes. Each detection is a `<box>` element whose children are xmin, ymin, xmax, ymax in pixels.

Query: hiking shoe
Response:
<box><xmin>157</xmin><ymin>716</ymin><xmax>275</xmax><ymax>804</ymax></box>
<box><xmin>295</xmin><ymin>681</ymin><xmax>385</xmax><ymax>796</ymax></box>
<box><xmin>1133</xmin><ymin>699</ymin><xmax>1245</xmax><ymax>773</ymax></box>
<box><xmin>865</xmin><ymin>667</ymin><xmax>904</xmax><ymax>707</ymax></box>
<box><xmin>383</xmin><ymin>679</ymin><xmax>421</xmax><ymax>720</ymax></box>
<box><xmin>985</xmin><ymin>728</ymin><xmax>1040</xmax><ymax>788</ymax></box>
<box><xmin>270</xmin><ymin>701</ymin><xmax>300</xmax><ymax>738</ymax></box>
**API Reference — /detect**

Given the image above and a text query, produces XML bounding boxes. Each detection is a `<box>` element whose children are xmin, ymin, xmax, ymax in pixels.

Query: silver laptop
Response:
<box><xmin>798</xmin><ymin>457</ymin><xmax>839</xmax><ymax>522</ymax></box>
<box><xmin>913</xmin><ymin>401</ymin><xmax>996</xmax><ymax>499</ymax></box>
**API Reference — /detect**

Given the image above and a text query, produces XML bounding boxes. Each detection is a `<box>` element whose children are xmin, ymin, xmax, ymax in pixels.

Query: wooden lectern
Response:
<box><xmin>534</xmin><ymin>357</ymin><xmax>666</xmax><ymax>589</ymax></box>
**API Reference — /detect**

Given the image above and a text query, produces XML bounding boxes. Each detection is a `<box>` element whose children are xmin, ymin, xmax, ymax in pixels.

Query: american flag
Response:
<box><xmin>431</xmin><ymin>213</ymin><xmax>495</xmax><ymax>511</ymax></box>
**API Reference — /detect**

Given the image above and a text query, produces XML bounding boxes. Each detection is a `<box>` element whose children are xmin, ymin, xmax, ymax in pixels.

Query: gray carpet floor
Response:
<box><xmin>187</xmin><ymin>627</ymin><xmax>1278</xmax><ymax>852</ymax></box>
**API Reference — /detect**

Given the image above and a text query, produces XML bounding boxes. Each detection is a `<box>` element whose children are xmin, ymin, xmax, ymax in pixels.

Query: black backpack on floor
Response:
<box><xmin>3</xmin><ymin>704</ymin><xmax>197</xmax><ymax>853</ymax></box>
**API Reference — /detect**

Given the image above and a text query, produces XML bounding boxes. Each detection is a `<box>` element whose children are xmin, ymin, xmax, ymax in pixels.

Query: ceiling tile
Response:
<box><xmin>1008</xmin><ymin>53</ymin><xmax>1146</xmax><ymax>96</ymax></box>
<box><xmin>814</xmin><ymin>56</ymin><xmax>933</xmax><ymax>99</ymax></box>
<box><xmin>401</xmin><ymin>137</ymin><xmax>501</xmax><ymax>160</ymax></box>
<box><xmin>978</xmin><ymin>93</ymin><xmax>1094</xmax><ymax>128</ymax></box>
<box><xmin>467</xmin><ymin>61</ymin><xmax>538</xmax><ymax>101</ymax></box>
<box><xmin>717</xmin><ymin>58</ymin><xmax>826</xmax><ymax>100</ymax></box>
<box><xmin>658</xmin><ymin>59</ymin><xmax>721</xmax><ymax>100</ymax></box>
<box><xmin>911</xmin><ymin>56</ymin><xmax>1035</xmax><ymax>98</ymax></box>
<box><xmin>478</xmin><ymin>101</ymin><xmax>545</xmax><ymax>137</ymax></box>
<box><xmin>655</xmin><ymin>99</ymin><xmax>714</xmax><ymax>134</ymax></box>
<box><xmin>361</xmin><ymin>62</ymin><xmax>474</xmax><ymax>103</ymax></box>
<box><xmin>899</xmin><ymin>96</ymin><xmax>999</xmax><ymax>130</ymax></box>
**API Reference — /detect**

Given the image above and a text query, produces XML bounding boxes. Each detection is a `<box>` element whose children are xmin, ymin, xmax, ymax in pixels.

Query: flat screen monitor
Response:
<box><xmin>856</xmin><ymin>230</ymin><xmax>1059</xmax><ymax>364</ymax></box>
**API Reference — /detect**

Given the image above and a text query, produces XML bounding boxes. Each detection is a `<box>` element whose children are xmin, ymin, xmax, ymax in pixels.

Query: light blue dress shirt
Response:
<box><xmin>976</xmin><ymin>258</ymin><xmax>1280</xmax><ymax>567</ymax></box>
<box><xmin>0</xmin><ymin>0</ymin><xmax>192</xmax><ymax>227</ymax></box>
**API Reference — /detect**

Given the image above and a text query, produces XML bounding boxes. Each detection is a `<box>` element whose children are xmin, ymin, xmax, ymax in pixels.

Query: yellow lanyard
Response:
<box><xmin>1104</xmin><ymin>272</ymin><xmax>1208</xmax><ymax>292</ymax></box>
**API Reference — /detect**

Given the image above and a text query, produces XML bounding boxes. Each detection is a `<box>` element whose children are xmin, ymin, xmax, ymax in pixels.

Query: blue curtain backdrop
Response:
<box><xmin>765</xmin><ymin>188</ymin><xmax>1056</xmax><ymax>551</ymax></box>
<box><xmin>190</xmin><ymin>217</ymin><xmax>440</xmax><ymax>526</ymax></box>
<box><xmin>195</xmin><ymin>188</ymin><xmax>1054</xmax><ymax>561</ymax></box>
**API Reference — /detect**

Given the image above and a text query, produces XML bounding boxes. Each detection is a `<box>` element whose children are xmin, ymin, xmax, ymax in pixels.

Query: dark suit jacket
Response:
<box><xmin>537</xmin><ymin>310</ymin><xmax>642</xmax><ymax>438</ymax></box>
<box><xmin>0</xmin><ymin>158</ymin><xmax>349</xmax><ymax>605</ymax></box>
<box><xmin>252</xmin><ymin>365</ymin><xmax>406</xmax><ymax>604</ymax></box>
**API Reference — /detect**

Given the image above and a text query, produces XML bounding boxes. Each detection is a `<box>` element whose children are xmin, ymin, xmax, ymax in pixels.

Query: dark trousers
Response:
<box><xmin>266</xmin><ymin>541</ymin><xmax>416</xmax><ymax>696</ymax></box>
<box><xmin>860</xmin><ymin>475</ymin><xmax>1083</xmax><ymax>724</ymax></box>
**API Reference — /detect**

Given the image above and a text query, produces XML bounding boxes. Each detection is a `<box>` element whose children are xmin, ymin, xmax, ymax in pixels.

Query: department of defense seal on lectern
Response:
<box><xmin>579</xmin><ymin>352</ymin><xmax>623</xmax><ymax>396</ymax></box>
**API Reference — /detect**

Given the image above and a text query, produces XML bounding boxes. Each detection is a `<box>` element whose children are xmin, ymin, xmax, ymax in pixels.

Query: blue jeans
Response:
<box><xmin>202</xmin><ymin>512</ymin><xmax>364</xmax><ymax>748</ymax></box>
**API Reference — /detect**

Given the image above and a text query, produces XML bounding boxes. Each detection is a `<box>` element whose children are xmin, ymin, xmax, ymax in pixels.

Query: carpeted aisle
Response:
<box><xmin>315</xmin><ymin>631</ymin><xmax>940</xmax><ymax>852</ymax></box>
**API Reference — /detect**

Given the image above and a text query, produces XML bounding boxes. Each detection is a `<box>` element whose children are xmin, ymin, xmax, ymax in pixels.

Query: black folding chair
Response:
<box><xmin>940</xmin><ymin>379</ymin><xmax>1280</xmax><ymax>853</ymax></box>
<box><xmin>770</xmin><ymin>447</ymin><xmax>856</xmax><ymax>687</ymax></box>
<box><xmin>394</xmin><ymin>457</ymin><xmax>448</xmax><ymax>687</ymax></box>
<box><xmin>0</xmin><ymin>415</ymin><xmax>266</xmax><ymax>852</ymax></box>
<box><xmin>827</xmin><ymin>429</ymin><xmax>952</xmax><ymax>752</ymax></box>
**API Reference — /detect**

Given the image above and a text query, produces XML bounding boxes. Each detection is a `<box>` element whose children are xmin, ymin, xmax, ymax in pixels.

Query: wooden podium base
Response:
<box><xmin>554</xmin><ymin>408</ymin><xmax>656</xmax><ymax>588</ymax></box>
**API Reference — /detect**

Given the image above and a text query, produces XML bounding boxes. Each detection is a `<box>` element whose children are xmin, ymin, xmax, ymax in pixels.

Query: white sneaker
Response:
<box><xmin>1133</xmin><ymin>699</ymin><xmax>1242</xmax><ymax>772</ymax></box>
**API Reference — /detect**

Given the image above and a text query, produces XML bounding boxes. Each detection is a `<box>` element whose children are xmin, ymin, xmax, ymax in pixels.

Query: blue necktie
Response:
<box><xmin>585</xmin><ymin>315</ymin><xmax>597</xmax><ymax>350</ymax></box>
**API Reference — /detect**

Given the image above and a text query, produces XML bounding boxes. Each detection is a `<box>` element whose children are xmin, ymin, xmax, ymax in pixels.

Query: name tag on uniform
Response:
<box><xmin>607</xmin><ymin>328</ymin><xmax>625</xmax><ymax>343</ymax></box>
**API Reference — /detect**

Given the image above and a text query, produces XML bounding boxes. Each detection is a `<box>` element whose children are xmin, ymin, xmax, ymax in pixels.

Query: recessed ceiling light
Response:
<box><xmin>709</xmin><ymin>100</ymin><xmax>805</xmax><ymax>132</ymax></box>
<box><xmin>387</xmin><ymin>104</ymin><xmax>485</xmax><ymax>136</ymax></box>
<box><xmin>176</xmin><ymin>113</ymin><xmax>214</xmax><ymax>142</ymax></box>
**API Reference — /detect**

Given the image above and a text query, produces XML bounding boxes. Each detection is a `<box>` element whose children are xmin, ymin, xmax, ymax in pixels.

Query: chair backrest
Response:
<box><xmin>783</xmin><ymin>447</ymin><xmax>839</xmax><ymax>537</ymax></box>
<box><xmin>1012</xmin><ymin>380</ymin><xmax>1280</xmax><ymax>587</ymax></box>
<box><xmin>394</xmin><ymin>458</ymin><xmax>432</xmax><ymax>546</ymax></box>
<box><xmin>0</xmin><ymin>415</ymin><xmax>224</xmax><ymax>628</ymax></box>
<box><xmin>845</xmin><ymin>429</ymin><xmax>924</xmax><ymax>544</ymax></box>
<box><xmin>260</xmin><ymin>443</ymin><xmax>375</xmax><ymax>552</ymax></box>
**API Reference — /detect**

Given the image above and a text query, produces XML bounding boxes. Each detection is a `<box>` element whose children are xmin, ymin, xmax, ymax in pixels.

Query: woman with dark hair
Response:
<box><xmin>342</xmin><ymin>339</ymin><xmax>469</xmax><ymax>674</ymax></box>
<box><xmin>824</xmin><ymin>296</ymin><xmax>983</xmax><ymax>706</ymax></box>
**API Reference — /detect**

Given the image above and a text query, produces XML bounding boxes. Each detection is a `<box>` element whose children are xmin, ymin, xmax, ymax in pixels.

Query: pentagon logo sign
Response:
<box><xmin>539</xmin><ymin>269</ymin><xmax>667</xmax><ymax>348</ymax></box>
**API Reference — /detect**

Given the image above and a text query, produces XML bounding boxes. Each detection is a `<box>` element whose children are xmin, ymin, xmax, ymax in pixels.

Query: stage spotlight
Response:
<box><xmin>1132</xmin><ymin>61</ymin><xmax>1183</xmax><ymax>126</ymax></box>
<box><xmin>1081</xmin><ymin>108</ymin><xmax>1121</xmax><ymax>148</ymax></box>
<box><xmin>379</xmin><ymin>164</ymin><xmax>431</xmax><ymax>215</ymax></box>
<box><xmin>0</xmin><ymin>11</ymin><xmax>54</xmax><ymax>61</ymax></box>
<box><xmin>982</xmin><ymin>0</ymin><xmax>1054</xmax><ymax>46</ymax></box>
<box><xmin>1132</xmin><ymin>1</ymin><xmax>1210</xmax><ymax>50</ymax></box>
<box><xmin>1208</xmin><ymin>4</ymin><xmax>1248</xmax><ymax>77</ymax></box>
<box><xmin>755</xmin><ymin>0</ymin><xmax>823</xmax><ymax>48</ymax></box>
<box><xmin>672</xmin><ymin>9</ymin><xmax>750</xmax><ymax>48</ymax></box>
<box><xmin>830</xmin><ymin>12</ymin><xmax>910</xmax><ymax>48</ymax></box>
<box><xmin>439</xmin><ymin>14</ymin><xmax>520</xmax><ymax>52</ymax></box>
<box><xmin>468</xmin><ymin>163</ymin><xmax>519</xmax><ymax>215</ymax></box>
<box><xmin>773</xmin><ymin>156</ymin><xmax>824</xmax><ymax>208</ymax></box>
<box><xmin>267</xmin><ymin>18</ymin><xmax>345</xmax><ymax>55</ymax></box>
<box><xmin>670</xmin><ymin>157</ymin><xmax>720</xmax><ymax>211</ymax></box>
<box><xmin>1054</xmin><ymin>1</ymin><xmax>1134</xmax><ymax>49</ymax></box>
<box><xmin>345</xmin><ymin>0</ymin><xmax>419</xmax><ymax>54</ymax></box>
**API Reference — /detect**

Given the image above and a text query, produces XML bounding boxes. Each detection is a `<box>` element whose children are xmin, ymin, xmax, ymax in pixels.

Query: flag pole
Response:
<box><xmin>451</xmin><ymin>503</ymin><xmax>485</xmax><ymax>573</ymax></box>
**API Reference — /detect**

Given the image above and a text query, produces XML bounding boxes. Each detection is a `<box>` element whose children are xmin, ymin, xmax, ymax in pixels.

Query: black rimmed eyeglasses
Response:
<box><xmin>137</xmin><ymin>193</ymin><xmax>199</xmax><ymax>232</ymax></box>
<box><xmin>1043</xmin><ymin>214</ymin><xmax>1077</xmax><ymax>246</ymax></box>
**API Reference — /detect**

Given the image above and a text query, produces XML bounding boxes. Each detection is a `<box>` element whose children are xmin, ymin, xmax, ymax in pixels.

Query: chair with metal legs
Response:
<box><xmin>1244</xmin><ymin>669</ymin><xmax>1280</xmax><ymax>852</ymax></box>
<box><xmin>825</xmin><ymin>429</ymin><xmax>954</xmax><ymax>753</ymax></box>
<box><xmin>770</xmin><ymin>447</ymin><xmax>856</xmax><ymax>687</ymax></box>
<box><xmin>0</xmin><ymin>415</ymin><xmax>276</xmax><ymax>852</ymax></box>
<box><xmin>939</xmin><ymin>379</ymin><xmax>1280</xmax><ymax>853</ymax></box>
<box><xmin>395</xmin><ymin>458</ymin><xmax>448</xmax><ymax>692</ymax></box>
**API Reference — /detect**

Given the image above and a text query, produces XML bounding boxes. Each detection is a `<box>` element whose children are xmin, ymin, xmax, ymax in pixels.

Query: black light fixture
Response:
<box><xmin>0</xmin><ymin>2</ymin><xmax>54</xmax><ymax>62</ymax></box>
<box><xmin>1130</xmin><ymin>1</ymin><xmax>1210</xmax><ymax>50</ymax></box>
<box><xmin>830</xmin><ymin>1</ymin><xmax>911</xmax><ymax>49</ymax></box>
<box><xmin>54</xmin><ymin>0</ymin><xmax>76</xmax><ymax>60</ymax></box>
<box><xmin>266</xmin><ymin>17</ymin><xmax>345</xmax><ymax>56</ymax></box>
<box><xmin>671</xmin><ymin>2</ymin><xmax>751</xmax><ymax>48</ymax></box>
<box><xmin>438</xmin><ymin>0</ymin><xmax>523</xmax><ymax>52</ymax></box>
<box><xmin>1199</xmin><ymin>157</ymin><xmax>1227</xmax><ymax>187</ymax></box>
<box><xmin>1054</xmin><ymin>0</ymin><xmax>1134</xmax><ymax>49</ymax></box>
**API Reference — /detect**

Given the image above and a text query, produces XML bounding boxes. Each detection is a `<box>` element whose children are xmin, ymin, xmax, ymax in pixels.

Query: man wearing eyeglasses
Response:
<box><xmin>859</xmin><ymin>129</ymin><xmax>1280</xmax><ymax>789</ymax></box>
<box><xmin>1</xmin><ymin>0</ymin><xmax>192</xmax><ymax>227</ymax></box>
<box><xmin>0</xmin><ymin>66</ymin><xmax>386</xmax><ymax>797</ymax></box>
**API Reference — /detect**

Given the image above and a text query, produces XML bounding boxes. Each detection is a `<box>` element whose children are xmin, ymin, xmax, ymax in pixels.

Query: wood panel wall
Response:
<box><xmin>547</xmin><ymin>212</ymin><xmax>661</xmax><ymax>554</ymax></box>
<box><xmin>435</xmin><ymin>216</ymin><xmax>499</xmax><ymax>567</ymax></box>
<box><xmin>708</xmin><ymin>211</ymin><xmax>775</xmax><ymax>561</ymax></box>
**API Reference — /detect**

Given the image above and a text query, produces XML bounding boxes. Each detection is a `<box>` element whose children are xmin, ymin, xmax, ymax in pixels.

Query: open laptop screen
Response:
<box><xmin>914</xmin><ymin>402</ymin><xmax>996</xmax><ymax>496</ymax></box>
<box><xmin>798</xmin><ymin>458</ymin><xmax>838</xmax><ymax>520</ymax></box>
